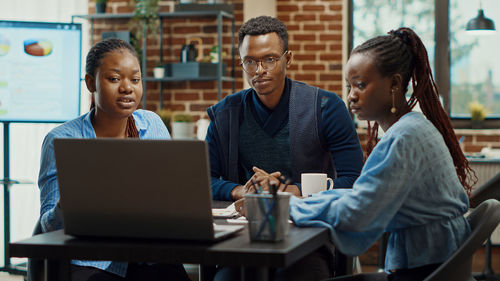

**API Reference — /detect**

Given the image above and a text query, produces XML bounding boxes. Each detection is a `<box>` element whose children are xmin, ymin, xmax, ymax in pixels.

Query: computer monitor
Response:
<box><xmin>0</xmin><ymin>20</ymin><xmax>81</xmax><ymax>123</ymax></box>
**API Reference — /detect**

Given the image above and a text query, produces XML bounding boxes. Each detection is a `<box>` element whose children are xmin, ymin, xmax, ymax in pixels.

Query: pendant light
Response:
<box><xmin>466</xmin><ymin>0</ymin><xmax>496</xmax><ymax>35</ymax></box>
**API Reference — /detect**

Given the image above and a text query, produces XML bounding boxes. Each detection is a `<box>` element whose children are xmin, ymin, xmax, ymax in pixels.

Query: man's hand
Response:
<box><xmin>234</xmin><ymin>198</ymin><xmax>246</xmax><ymax>216</ymax></box>
<box><xmin>252</xmin><ymin>167</ymin><xmax>301</xmax><ymax>197</ymax></box>
<box><xmin>230</xmin><ymin>185</ymin><xmax>249</xmax><ymax>201</ymax></box>
<box><xmin>229</xmin><ymin>167</ymin><xmax>282</xmax><ymax>200</ymax></box>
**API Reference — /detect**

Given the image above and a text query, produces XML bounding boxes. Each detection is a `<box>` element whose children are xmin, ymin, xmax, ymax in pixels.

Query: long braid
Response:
<box><xmin>126</xmin><ymin>115</ymin><xmax>139</xmax><ymax>138</ymax></box>
<box><xmin>352</xmin><ymin>27</ymin><xmax>476</xmax><ymax>196</ymax></box>
<box><xmin>400</xmin><ymin>28</ymin><xmax>476</xmax><ymax>195</ymax></box>
<box><xmin>365</xmin><ymin>121</ymin><xmax>378</xmax><ymax>160</ymax></box>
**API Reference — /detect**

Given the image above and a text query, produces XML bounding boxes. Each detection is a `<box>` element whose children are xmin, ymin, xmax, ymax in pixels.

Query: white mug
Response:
<box><xmin>301</xmin><ymin>173</ymin><xmax>334</xmax><ymax>197</ymax></box>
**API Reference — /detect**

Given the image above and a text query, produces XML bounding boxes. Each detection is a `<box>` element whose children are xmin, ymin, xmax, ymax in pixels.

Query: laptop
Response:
<box><xmin>53</xmin><ymin>138</ymin><xmax>243</xmax><ymax>241</ymax></box>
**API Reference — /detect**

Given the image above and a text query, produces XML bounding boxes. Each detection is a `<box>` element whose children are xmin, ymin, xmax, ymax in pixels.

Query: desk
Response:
<box><xmin>9</xmin><ymin>225</ymin><xmax>329</xmax><ymax>281</ymax></box>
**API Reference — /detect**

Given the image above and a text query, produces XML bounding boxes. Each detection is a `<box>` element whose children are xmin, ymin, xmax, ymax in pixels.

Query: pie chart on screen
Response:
<box><xmin>24</xmin><ymin>39</ymin><xmax>53</xmax><ymax>56</ymax></box>
<box><xmin>0</xmin><ymin>34</ymin><xmax>9</xmax><ymax>56</ymax></box>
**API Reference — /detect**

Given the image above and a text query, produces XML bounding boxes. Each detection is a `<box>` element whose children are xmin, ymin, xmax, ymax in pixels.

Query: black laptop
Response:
<box><xmin>54</xmin><ymin>138</ymin><xmax>243</xmax><ymax>241</ymax></box>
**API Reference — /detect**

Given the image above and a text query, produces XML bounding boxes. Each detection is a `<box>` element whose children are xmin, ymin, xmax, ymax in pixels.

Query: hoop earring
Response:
<box><xmin>391</xmin><ymin>89</ymin><xmax>397</xmax><ymax>114</ymax></box>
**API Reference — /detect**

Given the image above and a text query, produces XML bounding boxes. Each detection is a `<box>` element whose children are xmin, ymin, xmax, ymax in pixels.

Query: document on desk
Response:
<box><xmin>212</xmin><ymin>203</ymin><xmax>240</xmax><ymax>219</ymax></box>
<box><xmin>227</xmin><ymin>217</ymin><xmax>248</xmax><ymax>224</ymax></box>
<box><xmin>212</xmin><ymin>203</ymin><xmax>293</xmax><ymax>224</ymax></box>
<box><xmin>226</xmin><ymin>217</ymin><xmax>294</xmax><ymax>225</ymax></box>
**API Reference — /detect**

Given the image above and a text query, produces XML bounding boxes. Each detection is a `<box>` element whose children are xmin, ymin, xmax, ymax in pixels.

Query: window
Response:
<box><xmin>450</xmin><ymin>0</ymin><xmax>500</xmax><ymax>118</ymax></box>
<box><xmin>353</xmin><ymin>0</ymin><xmax>435</xmax><ymax>65</ymax></box>
<box><xmin>350</xmin><ymin>0</ymin><xmax>500</xmax><ymax>124</ymax></box>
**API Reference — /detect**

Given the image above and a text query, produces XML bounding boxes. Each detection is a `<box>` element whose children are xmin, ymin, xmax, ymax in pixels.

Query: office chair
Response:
<box><xmin>321</xmin><ymin>199</ymin><xmax>500</xmax><ymax>281</ymax></box>
<box><xmin>470</xmin><ymin>172</ymin><xmax>500</xmax><ymax>281</ymax></box>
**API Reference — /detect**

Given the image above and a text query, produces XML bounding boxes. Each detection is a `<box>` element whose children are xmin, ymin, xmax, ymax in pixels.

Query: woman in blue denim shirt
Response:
<box><xmin>282</xmin><ymin>28</ymin><xmax>476</xmax><ymax>281</ymax></box>
<box><xmin>38</xmin><ymin>38</ymin><xmax>190</xmax><ymax>281</ymax></box>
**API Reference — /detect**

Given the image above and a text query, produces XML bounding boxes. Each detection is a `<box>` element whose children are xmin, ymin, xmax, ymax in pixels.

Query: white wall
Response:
<box><xmin>243</xmin><ymin>0</ymin><xmax>276</xmax><ymax>20</ymax></box>
<box><xmin>0</xmin><ymin>0</ymin><xmax>89</xmax><ymax>267</ymax></box>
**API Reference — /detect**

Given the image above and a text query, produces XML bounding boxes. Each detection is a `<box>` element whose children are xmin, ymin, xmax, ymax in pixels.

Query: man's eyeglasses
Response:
<box><xmin>240</xmin><ymin>51</ymin><xmax>288</xmax><ymax>74</ymax></box>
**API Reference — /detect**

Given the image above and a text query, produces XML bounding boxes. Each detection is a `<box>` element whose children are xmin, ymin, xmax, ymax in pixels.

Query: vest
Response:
<box><xmin>207</xmin><ymin>79</ymin><xmax>336</xmax><ymax>184</ymax></box>
<box><xmin>238</xmin><ymin>102</ymin><xmax>292</xmax><ymax>182</ymax></box>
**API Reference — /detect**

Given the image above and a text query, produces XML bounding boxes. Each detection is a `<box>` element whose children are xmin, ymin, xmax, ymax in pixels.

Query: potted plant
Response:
<box><xmin>129</xmin><ymin>0</ymin><xmax>160</xmax><ymax>39</ymax></box>
<box><xmin>129</xmin><ymin>0</ymin><xmax>160</xmax><ymax>64</ymax></box>
<box><xmin>153</xmin><ymin>62</ymin><xmax>165</xmax><ymax>79</ymax></box>
<box><xmin>156</xmin><ymin>109</ymin><xmax>172</xmax><ymax>133</ymax></box>
<box><xmin>470</xmin><ymin>101</ymin><xmax>487</xmax><ymax>129</ymax></box>
<box><xmin>172</xmin><ymin>113</ymin><xmax>194</xmax><ymax>139</ymax></box>
<box><xmin>95</xmin><ymin>0</ymin><xmax>107</xmax><ymax>14</ymax></box>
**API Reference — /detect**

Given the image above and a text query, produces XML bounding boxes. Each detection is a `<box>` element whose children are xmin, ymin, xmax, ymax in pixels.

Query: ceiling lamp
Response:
<box><xmin>466</xmin><ymin>0</ymin><xmax>496</xmax><ymax>35</ymax></box>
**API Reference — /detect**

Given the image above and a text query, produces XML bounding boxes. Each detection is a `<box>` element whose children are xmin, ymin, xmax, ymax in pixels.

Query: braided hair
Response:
<box><xmin>352</xmin><ymin>27</ymin><xmax>476</xmax><ymax>195</ymax></box>
<box><xmin>85</xmin><ymin>38</ymin><xmax>140</xmax><ymax>138</ymax></box>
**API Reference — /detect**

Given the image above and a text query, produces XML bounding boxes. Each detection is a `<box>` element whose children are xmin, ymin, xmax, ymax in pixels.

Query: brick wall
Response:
<box><xmin>356</xmin><ymin>129</ymin><xmax>500</xmax><ymax>155</ymax></box>
<box><xmin>88</xmin><ymin>0</ymin><xmax>245</xmax><ymax>124</ymax></box>
<box><xmin>277</xmin><ymin>0</ymin><xmax>343</xmax><ymax>94</ymax></box>
<box><xmin>87</xmin><ymin>0</ymin><xmax>345</xmax><ymax>122</ymax></box>
<box><xmin>87</xmin><ymin>0</ymin><xmax>499</xmax><ymax>155</ymax></box>
<box><xmin>456</xmin><ymin>130</ymin><xmax>500</xmax><ymax>153</ymax></box>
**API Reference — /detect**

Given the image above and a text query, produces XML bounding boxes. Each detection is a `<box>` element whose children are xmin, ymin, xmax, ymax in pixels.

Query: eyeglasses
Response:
<box><xmin>241</xmin><ymin>51</ymin><xmax>288</xmax><ymax>74</ymax></box>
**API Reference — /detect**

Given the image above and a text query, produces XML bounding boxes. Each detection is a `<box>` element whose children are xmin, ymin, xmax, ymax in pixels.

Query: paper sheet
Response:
<box><xmin>212</xmin><ymin>203</ymin><xmax>240</xmax><ymax>218</ymax></box>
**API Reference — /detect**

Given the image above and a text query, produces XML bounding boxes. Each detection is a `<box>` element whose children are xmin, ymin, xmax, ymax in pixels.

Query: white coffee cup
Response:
<box><xmin>301</xmin><ymin>173</ymin><xmax>334</xmax><ymax>197</ymax></box>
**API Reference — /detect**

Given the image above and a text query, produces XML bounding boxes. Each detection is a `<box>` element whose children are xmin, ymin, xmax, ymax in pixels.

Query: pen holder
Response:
<box><xmin>244</xmin><ymin>192</ymin><xmax>291</xmax><ymax>242</ymax></box>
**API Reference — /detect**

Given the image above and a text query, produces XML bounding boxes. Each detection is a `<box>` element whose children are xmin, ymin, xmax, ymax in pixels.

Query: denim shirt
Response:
<box><xmin>290</xmin><ymin>112</ymin><xmax>470</xmax><ymax>271</ymax></box>
<box><xmin>38</xmin><ymin>108</ymin><xmax>170</xmax><ymax>277</ymax></box>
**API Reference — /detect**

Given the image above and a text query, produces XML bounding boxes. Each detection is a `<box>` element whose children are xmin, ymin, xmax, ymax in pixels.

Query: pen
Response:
<box><xmin>256</xmin><ymin>181</ymin><xmax>278</xmax><ymax>239</ymax></box>
<box><xmin>280</xmin><ymin>176</ymin><xmax>292</xmax><ymax>193</ymax></box>
<box><xmin>251</xmin><ymin>179</ymin><xmax>261</xmax><ymax>194</ymax></box>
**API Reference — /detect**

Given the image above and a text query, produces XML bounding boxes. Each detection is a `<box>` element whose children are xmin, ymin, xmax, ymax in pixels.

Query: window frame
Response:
<box><xmin>348</xmin><ymin>0</ymin><xmax>500</xmax><ymax>129</ymax></box>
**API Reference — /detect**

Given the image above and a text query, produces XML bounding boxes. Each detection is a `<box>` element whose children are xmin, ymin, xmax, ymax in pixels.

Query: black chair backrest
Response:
<box><xmin>425</xmin><ymin>199</ymin><xmax>500</xmax><ymax>281</ymax></box>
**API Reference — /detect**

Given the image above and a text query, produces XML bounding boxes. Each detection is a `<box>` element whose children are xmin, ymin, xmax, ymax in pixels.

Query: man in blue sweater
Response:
<box><xmin>206</xmin><ymin>16</ymin><xmax>363</xmax><ymax>202</ymax></box>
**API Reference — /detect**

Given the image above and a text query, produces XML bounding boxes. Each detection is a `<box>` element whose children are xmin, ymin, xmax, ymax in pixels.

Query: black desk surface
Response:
<box><xmin>10</xmin><ymin>225</ymin><xmax>329</xmax><ymax>268</ymax></box>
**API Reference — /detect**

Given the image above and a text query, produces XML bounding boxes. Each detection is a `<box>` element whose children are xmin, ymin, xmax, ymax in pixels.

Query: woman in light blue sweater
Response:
<box><xmin>287</xmin><ymin>27</ymin><xmax>476</xmax><ymax>281</ymax></box>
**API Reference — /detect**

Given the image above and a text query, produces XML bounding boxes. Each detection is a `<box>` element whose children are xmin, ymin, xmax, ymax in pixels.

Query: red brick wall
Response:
<box><xmin>87</xmin><ymin>0</ymin><xmax>344</xmax><ymax>122</ymax></box>
<box><xmin>88</xmin><ymin>0</ymin><xmax>244</xmax><ymax>123</ymax></box>
<box><xmin>457</xmin><ymin>132</ymin><xmax>500</xmax><ymax>153</ymax></box>
<box><xmin>356</xmin><ymin>129</ymin><xmax>500</xmax><ymax>155</ymax></box>
<box><xmin>87</xmin><ymin>0</ymin><xmax>498</xmax><ymax>155</ymax></box>
<box><xmin>277</xmin><ymin>0</ymin><xmax>343</xmax><ymax>95</ymax></box>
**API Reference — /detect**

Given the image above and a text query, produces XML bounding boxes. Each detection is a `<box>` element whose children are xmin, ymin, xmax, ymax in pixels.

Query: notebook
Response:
<box><xmin>53</xmin><ymin>138</ymin><xmax>243</xmax><ymax>241</ymax></box>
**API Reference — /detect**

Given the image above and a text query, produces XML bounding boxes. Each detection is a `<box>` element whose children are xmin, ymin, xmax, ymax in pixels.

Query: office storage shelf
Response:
<box><xmin>73</xmin><ymin>10</ymin><xmax>234</xmax><ymax>20</ymax></box>
<box><xmin>72</xmin><ymin>8</ymin><xmax>235</xmax><ymax>107</ymax></box>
